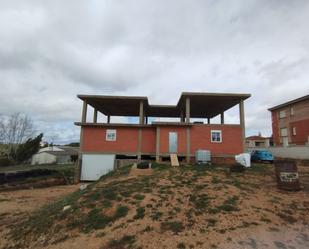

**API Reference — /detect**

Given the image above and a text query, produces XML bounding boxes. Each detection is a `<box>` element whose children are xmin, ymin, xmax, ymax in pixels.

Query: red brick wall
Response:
<box><xmin>159</xmin><ymin>126</ymin><xmax>187</xmax><ymax>154</ymax></box>
<box><xmin>190</xmin><ymin>125</ymin><xmax>243</xmax><ymax>155</ymax></box>
<box><xmin>82</xmin><ymin>126</ymin><xmax>140</xmax><ymax>153</ymax></box>
<box><xmin>141</xmin><ymin>127</ymin><xmax>156</xmax><ymax>153</ymax></box>
<box><xmin>81</xmin><ymin>124</ymin><xmax>244</xmax><ymax>156</ymax></box>
<box><xmin>290</xmin><ymin>119</ymin><xmax>309</xmax><ymax>145</ymax></box>
<box><xmin>271</xmin><ymin>111</ymin><xmax>280</xmax><ymax>145</ymax></box>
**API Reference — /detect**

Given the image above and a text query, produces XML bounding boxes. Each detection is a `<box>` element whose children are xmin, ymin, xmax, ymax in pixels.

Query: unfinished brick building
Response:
<box><xmin>75</xmin><ymin>92</ymin><xmax>250</xmax><ymax>179</ymax></box>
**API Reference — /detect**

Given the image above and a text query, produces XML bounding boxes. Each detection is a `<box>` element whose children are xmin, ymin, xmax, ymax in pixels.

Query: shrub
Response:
<box><xmin>133</xmin><ymin>194</ymin><xmax>145</xmax><ymax>200</ymax></box>
<box><xmin>108</xmin><ymin>235</ymin><xmax>136</xmax><ymax>248</ymax></box>
<box><xmin>114</xmin><ymin>205</ymin><xmax>129</xmax><ymax>219</ymax></box>
<box><xmin>133</xmin><ymin>207</ymin><xmax>145</xmax><ymax>219</ymax></box>
<box><xmin>137</xmin><ymin>161</ymin><xmax>150</xmax><ymax>169</ymax></box>
<box><xmin>161</xmin><ymin>221</ymin><xmax>185</xmax><ymax>234</ymax></box>
<box><xmin>229</xmin><ymin>164</ymin><xmax>245</xmax><ymax>173</ymax></box>
<box><xmin>0</xmin><ymin>157</ymin><xmax>14</xmax><ymax>167</ymax></box>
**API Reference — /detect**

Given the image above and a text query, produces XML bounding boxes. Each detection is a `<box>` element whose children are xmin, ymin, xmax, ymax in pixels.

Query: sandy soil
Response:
<box><xmin>1</xmin><ymin>165</ymin><xmax>309</xmax><ymax>249</ymax></box>
<box><xmin>0</xmin><ymin>185</ymin><xmax>80</xmax><ymax>248</ymax></box>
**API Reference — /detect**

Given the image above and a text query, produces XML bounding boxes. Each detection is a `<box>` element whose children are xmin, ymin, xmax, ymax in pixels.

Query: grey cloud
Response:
<box><xmin>0</xmin><ymin>0</ymin><xmax>309</xmax><ymax>143</ymax></box>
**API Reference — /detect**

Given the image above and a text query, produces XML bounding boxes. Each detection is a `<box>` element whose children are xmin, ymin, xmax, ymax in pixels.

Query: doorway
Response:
<box><xmin>169</xmin><ymin>132</ymin><xmax>178</xmax><ymax>153</ymax></box>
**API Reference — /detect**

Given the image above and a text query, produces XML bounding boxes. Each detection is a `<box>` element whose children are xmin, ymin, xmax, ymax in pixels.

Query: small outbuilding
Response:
<box><xmin>31</xmin><ymin>146</ymin><xmax>79</xmax><ymax>165</ymax></box>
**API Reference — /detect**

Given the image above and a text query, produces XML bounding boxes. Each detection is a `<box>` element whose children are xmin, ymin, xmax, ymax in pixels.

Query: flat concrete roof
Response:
<box><xmin>78</xmin><ymin>92</ymin><xmax>251</xmax><ymax>118</ymax></box>
<box><xmin>268</xmin><ymin>94</ymin><xmax>309</xmax><ymax>111</ymax></box>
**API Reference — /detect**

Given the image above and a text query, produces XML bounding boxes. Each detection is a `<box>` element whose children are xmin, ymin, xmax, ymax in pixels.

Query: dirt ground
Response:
<box><xmin>0</xmin><ymin>185</ymin><xmax>80</xmax><ymax>248</ymax></box>
<box><xmin>0</xmin><ymin>164</ymin><xmax>309</xmax><ymax>249</ymax></box>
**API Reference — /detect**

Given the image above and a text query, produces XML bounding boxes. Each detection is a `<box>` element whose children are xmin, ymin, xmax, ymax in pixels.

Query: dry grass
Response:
<box><xmin>1</xmin><ymin>163</ymin><xmax>309</xmax><ymax>249</ymax></box>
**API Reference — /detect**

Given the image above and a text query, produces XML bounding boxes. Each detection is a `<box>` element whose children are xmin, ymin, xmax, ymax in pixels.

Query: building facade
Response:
<box><xmin>269</xmin><ymin>95</ymin><xmax>309</xmax><ymax>146</ymax></box>
<box><xmin>246</xmin><ymin>135</ymin><xmax>271</xmax><ymax>148</ymax></box>
<box><xmin>75</xmin><ymin>92</ymin><xmax>250</xmax><ymax>171</ymax></box>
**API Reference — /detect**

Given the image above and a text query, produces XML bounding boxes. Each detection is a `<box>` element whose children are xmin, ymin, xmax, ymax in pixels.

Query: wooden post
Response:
<box><xmin>82</xmin><ymin>101</ymin><xmax>87</xmax><ymax>123</ymax></box>
<box><xmin>156</xmin><ymin>127</ymin><xmax>160</xmax><ymax>162</ymax></box>
<box><xmin>207</xmin><ymin>118</ymin><xmax>210</xmax><ymax>124</ymax></box>
<box><xmin>145</xmin><ymin>116</ymin><xmax>148</xmax><ymax>124</ymax></box>
<box><xmin>93</xmin><ymin>109</ymin><xmax>98</xmax><ymax>123</ymax></box>
<box><xmin>185</xmin><ymin>97</ymin><xmax>190</xmax><ymax>123</ymax></box>
<box><xmin>220</xmin><ymin>112</ymin><xmax>224</xmax><ymax>124</ymax></box>
<box><xmin>139</xmin><ymin>101</ymin><xmax>144</xmax><ymax>124</ymax></box>
<box><xmin>239</xmin><ymin>100</ymin><xmax>245</xmax><ymax>152</ymax></box>
<box><xmin>107</xmin><ymin>115</ymin><xmax>110</xmax><ymax>124</ymax></box>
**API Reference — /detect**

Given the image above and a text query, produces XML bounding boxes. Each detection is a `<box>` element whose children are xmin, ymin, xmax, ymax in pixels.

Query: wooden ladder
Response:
<box><xmin>170</xmin><ymin>154</ymin><xmax>180</xmax><ymax>167</ymax></box>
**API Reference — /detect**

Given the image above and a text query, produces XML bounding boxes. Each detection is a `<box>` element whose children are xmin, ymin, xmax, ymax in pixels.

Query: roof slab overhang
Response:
<box><xmin>78</xmin><ymin>92</ymin><xmax>251</xmax><ymax>119</ymax></box>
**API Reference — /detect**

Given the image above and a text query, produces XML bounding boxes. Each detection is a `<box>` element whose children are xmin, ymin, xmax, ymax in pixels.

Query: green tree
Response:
<box><xmin>12</xmin><ymin>133</ymin><xmax>43</xmax><ymax>163</ymax></box>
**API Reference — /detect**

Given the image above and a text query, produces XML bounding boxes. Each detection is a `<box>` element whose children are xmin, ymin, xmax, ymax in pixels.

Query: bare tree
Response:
<box><xmin>0</xmin><ymin>117</ymin><xmax>4</xmax><ymax>143</ymax></box>
<box><xmin>0</xmin><ymin>113</ymin><xmax>35</xmax><ymax>158</ymax></box>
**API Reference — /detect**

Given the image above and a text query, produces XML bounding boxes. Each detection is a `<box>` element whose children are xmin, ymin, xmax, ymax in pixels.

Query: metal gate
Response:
<box><xmin>169</xmin><ymin>132</ymin><xmax>178</xmax><ymax>153</ymax></box>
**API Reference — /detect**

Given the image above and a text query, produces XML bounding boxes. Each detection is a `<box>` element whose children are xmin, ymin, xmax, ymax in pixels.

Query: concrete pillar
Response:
<box><xmin>107</xmin><ymin>115</ymin><xmax>110</xmax><ymax>124</ymax></box>
<box><xmin>137</xmin><ymin>128</ymin><xmax>142</xmax><ymax>161</ymax></box>
<box><xmin>185</xmin><ymin>97</ymin><xmax>190</xmax><ymax>123</ymax></box>
<box><xmin>207</xmin><ymin>118</ymin><xmax>210</xmax><ymax>124</ymax></box>
<box><xmin>265</xmin><ymin>139</ymin><xmax>270</xmax><ymax>148</ymax></box>
<box><xmin>180</xmin><ymin>111</ymin><xmax>185</xmax><ymax>123</ymax></box>
<box><xmin>93</xmin><ymin>109</ymin><xmax>98</xmax><ymax>123</ymax></box>
<box><xmin>76</xmin><ymin>101</ymin><xmax>88</xmax><ymax>183</ymax></box>
<box><xmin>156</xmin><ymin>127</ymin><xmax>160</xmax><ymax>162</ymax></box>
<box><xmin>139</xmin><ymin>101</ymin><xmax>144</xmax><ymax>124</ymax></box>
<box><xmin>82</xmin><ymin>101</ymin><xmax>87</xmax><ymax>123</ymax></box>
<box><xmin>239</xmin><ymin>100</ymin><xmax>245</xmax><ymax>152</ymax></box>
<box><xmin>186</xmin><ymin>127</ymin><xmax>191</xmax><ymax>163</ymax></box>
<box><xmin>220</xmin><ymin>112</ymin><xmax>224</xmax><ymax>124</ymax></box>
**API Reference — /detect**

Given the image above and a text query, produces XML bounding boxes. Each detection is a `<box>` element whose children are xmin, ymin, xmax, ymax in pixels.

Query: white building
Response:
<box><xmin>31</xmin><ymin>146</ymin><xmax>79</xmax><ymax>165</ymax></box>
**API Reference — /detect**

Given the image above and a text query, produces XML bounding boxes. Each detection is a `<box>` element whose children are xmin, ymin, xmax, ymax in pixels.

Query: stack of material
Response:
<box><xmin>170</xmin><ymin>154</ymin><xmax>179</xmax><ymax>167</ymax></box>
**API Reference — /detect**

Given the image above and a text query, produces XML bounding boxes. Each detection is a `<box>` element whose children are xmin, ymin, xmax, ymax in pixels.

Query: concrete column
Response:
<box><xmin>207</xmin><ymin>118</ymin><xmax>210</xmax><ymax>124</ymax></box>
<box><xmin>137</xmin><ymin>128</ymin><xmax>142</xmax><ymax>161</ymax></box>
<box><xmin>139</xmin><ymin>101</ymin><xmax>144</xmax><ymax>124</ymax></box>
<box><xmin>156</xmin><ymin>127</ymin><xmax>160</xmax><ymax>162</ymax></box>
<box><xmin>107</xmin><ymin>115</ymin><xmax>110</xmax><ymax>124</ymax></box>
<box><xmin>180</xmin><ymin>111</ymin><xmax>185</xmax><ymax>123</ymax></box>
<box><xmin>239</xmin><ymin>100</ymin><xmax>245</xmax><ymax>152</ymax></box>
<box><xmin>220</xmin><ymin>112</ymin><xmax>224</xmax><ymax>124</ymax></box>
<box><xmin>186</xmin><ymin>127</ymin><xmax>191</xmax><ymax>163</ymax></box>
<box><xmin>82</xmin><ymin>101</ymin><xmax>87</xmax><ymax>123</ymax></box>
<box><xmin>93</xmin><ymin>109</ymin><xmax>98</xmax><ymax>123</ymax></box>
<box><xmin>185</xmin><ymin>97</ymin><xmax>190</xmax><ymax>123</ymax></box>
<box><xmin>76</xmin><ymin>100</ymin><xmax>88</xmax><ymax>183</ymax></box>
<box><xmin>265</xmin><ymin>139</ymin><xmax>270</xmax><ymax>148</ymax></box>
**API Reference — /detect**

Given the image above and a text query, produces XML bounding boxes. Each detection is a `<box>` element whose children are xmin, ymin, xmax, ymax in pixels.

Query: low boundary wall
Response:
<box><xmin>247</xmin><ymin>146</ymin><xmax>309</xmax><ymax>160</ymax></box>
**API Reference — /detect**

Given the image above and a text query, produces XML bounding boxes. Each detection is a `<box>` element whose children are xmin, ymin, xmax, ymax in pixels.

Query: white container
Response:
<box><xmin>195</xmin><ymin>150</ymin><xmax>211</xmax><ymax>164</ymax></box>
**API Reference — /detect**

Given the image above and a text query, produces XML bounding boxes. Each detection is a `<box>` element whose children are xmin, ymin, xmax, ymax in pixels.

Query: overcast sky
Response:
<box><xmin>0</xmin><ymin>0</ymin><xmax>308</xmax><ymax>144</ymax></box>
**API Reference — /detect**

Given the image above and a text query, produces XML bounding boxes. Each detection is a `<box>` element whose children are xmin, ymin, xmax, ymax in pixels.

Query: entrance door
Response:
<box><xmin>169</xmin><ymin>132</ymin><xmax>178</xmax><ymax>153</ymax></box>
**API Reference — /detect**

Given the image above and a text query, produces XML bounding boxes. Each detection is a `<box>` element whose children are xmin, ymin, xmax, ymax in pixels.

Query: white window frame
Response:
<box><xmin>279</xmin><ymin>110</ymin><xmax>286</xmax><ymax>118</ymax></box>
<box><xmin>106</xmin><ymin>129</ymin><xmax>117</xmax><ymax>141</ymax></box>
<box><xmin>280</xmin><ymin>128</ymin><xmax>288</xmax><ymax>137</ymax></box>
<box><xmin>211</xmin><ymin>130</ymin><xmax>222</xmax><ymax>143</ymax></box>
<box><xmin>292</xmin><ymin>127</ymin><xmax>296</xmax><ymax>136</ymax></box>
